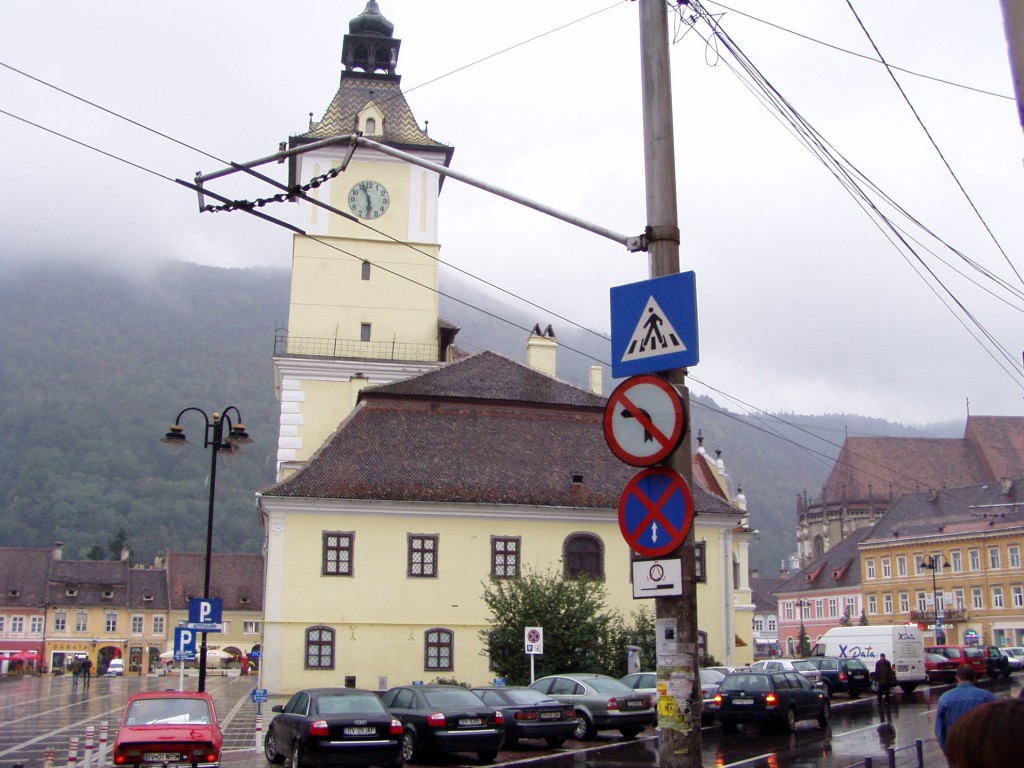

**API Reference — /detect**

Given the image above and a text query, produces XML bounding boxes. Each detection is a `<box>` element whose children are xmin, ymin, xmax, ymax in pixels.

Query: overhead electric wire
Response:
<box><xmin>843</xmin><ymin>0</ymin><xmax>1024</xmax><ymax>289</ymax></box>
<box><xmin>0</xmin><ymin>5</ymin><xmax>1013</xmax><ymax>501</ymax></box>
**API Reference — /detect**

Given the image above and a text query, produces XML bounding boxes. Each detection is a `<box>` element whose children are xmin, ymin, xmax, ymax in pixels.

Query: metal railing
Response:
<box><xmin>839</xmin><ymin>739</ymin><xmax>924</xmax><ymax>768</ymax></box>
<box><xmin>273</xmin><ymin>332</ymin><xmax>441</xmax><ymax>363</ymax></box>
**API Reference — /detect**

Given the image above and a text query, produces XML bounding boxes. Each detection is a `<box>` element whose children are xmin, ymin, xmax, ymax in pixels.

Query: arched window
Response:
<box><xmin>563</xmin><ymin>533</ymin><xmax>604</xmax><ymax>579</ymax></box>
<box><xmin>425</xmin><ymin>628</ymin><xmax>453</xmax><ymax>672</ymax></box>
<box><xmin>813</xmin><ymin>535</ymin><xmax>825</xmax><ymax>559</ymax></box>
<box><xmin>305</xmin><ymin>626</ymin><xmax>334</xmax><ymax>669</ymax></box>
<box><xmin>364</xmin><ymin>117</ymin><xmax>376</xmax><ymax>135</ymax></box>
<box><xmin>786</xmin><ymin>637</ymin><xmax>795</xmax><ymax>656</ymax></box>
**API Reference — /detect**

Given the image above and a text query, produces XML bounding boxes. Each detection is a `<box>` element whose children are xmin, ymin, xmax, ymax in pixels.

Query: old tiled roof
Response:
<box><xmin>816</xmin><ymin>416</ymin><xmax>1024</xmax><ymax>505</ymax></box>
<box><xmin>818</xmin><ymin>436</ymin><xmax>984</xmax><ymax>503</ymax></box>
<box><xmin>861</xmin><ymin>478</ymin><xmax>1024</xmax><ymax>543</ymax></box>
<box><xmin>263</xmin><ymin>351</ymin><xmax>744</xmax><ymax>520</ymax></box>
<box><xmin>692</xmin><ymin>452</ymin><xmax>728</xmax><ymax>500</ymax></box>
<box><xmin>164</xmin><ymin>552</ymin><xmax>264</xmax><ymax>611</ymax></box>
<box><xmin>0</xmin><ymin>548</ymin><xmax>51</xmax><ymax>606</ymax></box>
<box><xmin>750</xmin><ymin>576</ymin><xmax>785</xmax><ymax>612</ymax></box>
<box><xmin>776</xmin><ymin>527</ymin><xmax>874</xmax><ymax>595</ymax></box>
<box><xmin>128</xmin><ymin>569</ymin><xmax>169</xmax><ymax>611</ymax></box>
<box><xmin>965</xmin><ymin>416</ymin><xmax>1024</xmax><ymax>481</ymax></box>
<box><xmin>300</xmin><ymin>76</ymin><xmax>450</xmax><ymax>154</ymax></box>
<box><xmin>48</xmin><ymin>559</ymin><xmax>130</xmax><ymax>605</ymax></box>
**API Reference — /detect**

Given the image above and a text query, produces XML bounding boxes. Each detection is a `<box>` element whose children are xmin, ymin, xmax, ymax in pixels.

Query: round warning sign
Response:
<box><xmin>604</xmin><ymin>374</ymin><xmax>687</xmax><ymax>466</ymax></box>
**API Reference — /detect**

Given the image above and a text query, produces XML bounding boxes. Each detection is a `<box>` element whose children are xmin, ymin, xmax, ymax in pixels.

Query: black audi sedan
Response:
<box><xmin>471</xmin><ymin>686</ymin><xmax>577</xmax><ymax>748</ymax></box>
<box><xmin>380</xmin><ymin>685</ymin><xmax>505</xmax><ymax>764</ymax></box>
<box><xmin>263</xmin><ymin>688</ymin><xmax>403</xmax><ymax>768</ymax></box>
<box><xmin>713</xmin><ymin>669</ymin><xmax>830</xmax><ymax>733</ymax></box>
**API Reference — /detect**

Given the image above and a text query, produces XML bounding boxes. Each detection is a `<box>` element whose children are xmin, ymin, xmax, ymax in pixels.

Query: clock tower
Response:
<box><xmin>273</xmin><ymin>1</ymin><xmax>456</xmax><ymax>480</ymax></box>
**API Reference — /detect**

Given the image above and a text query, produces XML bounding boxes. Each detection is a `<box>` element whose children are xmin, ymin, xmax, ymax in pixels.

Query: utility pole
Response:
<box><xmin>638</xmin><ymin>1</ymin><xmax>702</xmax><ymax>766</ymax></box>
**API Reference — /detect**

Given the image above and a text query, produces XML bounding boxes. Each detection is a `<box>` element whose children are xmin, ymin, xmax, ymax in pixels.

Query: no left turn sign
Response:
<box><xmin>604</xmin><ymin>374</ymin><xmax>687</xmax><ymax>466</ymax></box>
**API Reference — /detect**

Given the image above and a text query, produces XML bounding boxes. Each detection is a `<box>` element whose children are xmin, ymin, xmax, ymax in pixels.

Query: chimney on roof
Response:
<box><xmin>154</xmin><ymin>554</ymin><xmax>165</xmax><ymax>569</ymax></box>
<box><xmin>526</xmin><ymin>324</ymin><xmax>557</xmax><ymax>377</ymax></box>
<box><xmin>53</xmin><ymin>542</ymin><xmax>64</xmax><ymax>561</ymax></box>
<box><xmin>588</xmin><ymin>366</ymin><xmax>603</xmax><ymax>395</ymax></box>
<box><xmin>120</xmin><ymin>546</ymin><xmax>130</xmax><ymax>562</ymax></box>
<box><xmin>1002</xmin><ymin>478</ymin><xmax>1014</xmax><ymax>496</ymax></box>
<box><xmin>928</xmin><ymin>489</ymin><xmax>939</xmax><ymax>502</ymax></box>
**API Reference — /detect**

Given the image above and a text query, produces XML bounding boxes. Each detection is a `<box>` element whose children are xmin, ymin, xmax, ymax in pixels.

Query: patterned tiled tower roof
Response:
<box><xmin>295</xmin><ymin>1</ymin><xmax>451</xmax><ymax>158</ymax></box>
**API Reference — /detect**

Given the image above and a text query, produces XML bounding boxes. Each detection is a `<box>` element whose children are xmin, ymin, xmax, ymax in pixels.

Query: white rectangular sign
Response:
<box><xmin>632</xmin><ymin>558</ymin><xmax>683</xmax><ymax>599</ymax></box>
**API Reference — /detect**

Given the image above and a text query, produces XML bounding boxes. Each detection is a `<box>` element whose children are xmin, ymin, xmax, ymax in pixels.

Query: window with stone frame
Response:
<box><xmin>425</xmin><ymin>628</ymin><xmax>454</xmax><ymax>672</ymax></box>
<box><xmin>408</xmin><ymin>534</ymin><xmax>438</xmax><ymax>578</ymax></box>
<box><xmin>54</xmin><ymin>611</ymin><xmax>67</xmax><ymax>632</ymax></box>
<box><xmin>491</xmin><ymin>536</ymin><xmax>520</xmax><ymax>579</ymax></box>
<box><xmin>695</xmin><ymin>541</ymin><xmax>707</xmax><ymax>583</ymax></box>
<box><xmin>563</xmin><ymin>533</ymin><xmax>604</xmax><ymax>580</ymax></box>
<box><xmin>323</xmin><ymin>531</ymin><xmax>354</xmax><ymax>576</ymax></box>
<box><xmin>305</xmin><ymin>626</ymin><xmax>335</xmax><ymax>669</ymax></box>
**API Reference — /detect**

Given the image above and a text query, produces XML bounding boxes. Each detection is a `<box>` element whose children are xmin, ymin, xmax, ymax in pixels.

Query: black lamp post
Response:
<box><xmin>795</xmin><ymin>599</ymin><xmax>811</xmax><ymax>657</ymax></box>
<box><xmin>161</xmin><ymin>406</ymin><xmax>251</xmax><ymax>693</ymax></box>
<box><xmin>920</xmin><ymin>555</ymin><xmax>946</xmax><ymax>644</ymax></box>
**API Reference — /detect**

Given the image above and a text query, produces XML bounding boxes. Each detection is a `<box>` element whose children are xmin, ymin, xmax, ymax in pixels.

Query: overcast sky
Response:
<box><xmin>2</xmin><ymin>0</ymin><xmax>1022</xmax><ymax>426</ymax></box>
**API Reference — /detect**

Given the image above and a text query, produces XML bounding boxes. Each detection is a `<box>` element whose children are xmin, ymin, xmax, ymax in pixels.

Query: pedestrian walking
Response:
<box><xmin>81</xmin><ymin>657</ymin><xmax>92</xmax><ymax>687</ymax></box>
<box><xmin>945</xmin><ymin>697</ymin><xmax>1024</xmax><ymax>767</ymax></box>
<box><xmin>70</xmin><ymin>656</ymin><xmax>82</xmax><ymax>687</ymax></box>
<box><xmin>935</xmin><ymin>663</ymin><xmax>997</xmax><ymax>753</ymax></box>
<box><xmin>874</xmin><ymin>653</ymin><xmax>896</xmax><ymax>704</ymax></box>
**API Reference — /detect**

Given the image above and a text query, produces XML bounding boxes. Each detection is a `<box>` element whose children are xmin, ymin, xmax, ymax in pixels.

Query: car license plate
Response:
<box><xmin>896</xmin><ymin>664</ymin><xmax>909</xmax><ymax>672</ymax></box>
<box><xmin>539</xmin><ymin>711</ymin><xmax>560</xmax><ymax>720</ymax></box>
<box><xmin>732</xmin><ymin>698</ymin><xmax>754</xmax><ymax>705</ymax></box>
<box><xmin>460</xmin><ymin>718</ymin><xmax>483</xmax><ymax>727</ymax></box>
<box><xmin>143</xmin><ymin>753</ymin><xmax>181</xmax><ymax>762</ymax></box>
<box><xmin>344</xmin><ymin>726</ymin><xmax>376</xmax><ymax>736</ymax></box>
<box><xmin>625</xmin><ymin>700</ymin><xmax>644</xmax><ymax>709</ymax></box>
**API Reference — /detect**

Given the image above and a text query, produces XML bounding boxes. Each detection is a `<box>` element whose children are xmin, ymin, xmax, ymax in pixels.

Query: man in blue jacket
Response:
<box><xmin>935</xmin><ymin>664</ymin><xmax>997</xmax><ymax>753</ymax></box>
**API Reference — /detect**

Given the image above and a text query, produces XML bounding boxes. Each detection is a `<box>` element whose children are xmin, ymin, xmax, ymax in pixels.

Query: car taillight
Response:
<box><xmin>516</xmin><ymin>711</ymin><xmax>538</xmax><ymax>721</ymax></box>
<box><xmin>494</xmin><ymin>711</ymin><xmax>504</xmax><ymax>725</ymax></box>
<box><xmin>839</xmin><ymin>672</ymin><xmax>848</xmax><ymax>681</ymax></box>
<box><xmin>428</xmin><ymin>712</ymin><xmax>447</xmax><ymax>727</ymax></box>
<box><xmin>565</xmin><ymin>708</ymin><xmax>576</xmax><ymax>718</ymax></box>
<box><xmin>309</xmin><ymin>720</ymin><xmax>329</xmax><ymax>736</ymax></box>
<box><xmin>390</xmin><ymin>718</ymin><xmax>403</xmax><ymax>736</ymax></box>
<box><xmin>607</xmin><ymin>697</ymin><xmax>619</xmax><ymax>711</ymax></box>
<box><xmin>713</xmin><ymin>693</ymin><xmax>723</xmax><ymax>706</ymax></box>
<box><xmin>765</xmin><ymin>693</ymin><xmax>779</xmax><ymax>707</ymax></box>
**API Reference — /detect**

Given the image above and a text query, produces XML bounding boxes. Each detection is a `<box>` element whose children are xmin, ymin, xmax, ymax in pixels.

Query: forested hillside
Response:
<box><xmin>0</xmin><ymin>259</ymin><xmax>949</xmax><ymax>572</ymax></box>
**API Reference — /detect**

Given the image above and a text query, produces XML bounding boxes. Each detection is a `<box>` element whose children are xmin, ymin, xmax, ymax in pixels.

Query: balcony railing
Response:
<box><xmin>274</xmin><ymin>332</ymin><xmax>441</xmax><ymax>363</ymax></box>
<box><xmin>910</xmin><ymin>608</ymin><xmax>969</xmax><ymax>623</ymax></box>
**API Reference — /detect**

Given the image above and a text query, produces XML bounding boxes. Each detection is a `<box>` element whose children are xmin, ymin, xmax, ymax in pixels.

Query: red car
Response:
<box><xmin>925</xmin><ymin>652</ymin><xmax>959</xmax><ymax>684</ymax></box>
<box><xmin>113</xmin><ymin>691</ymin><xmax>222</xmax><ymax>768</ymax></box>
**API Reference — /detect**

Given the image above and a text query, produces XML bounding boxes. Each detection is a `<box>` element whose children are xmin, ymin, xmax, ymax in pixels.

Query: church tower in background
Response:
<box><xmin>273</xmin><ymin>1</ymin><xmax>456</xmax><ymax>480</ymax></box>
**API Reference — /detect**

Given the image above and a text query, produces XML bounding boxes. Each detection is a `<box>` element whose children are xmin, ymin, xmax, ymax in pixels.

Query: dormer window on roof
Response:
<box><xmin>103</xmin><ymin>590</ymin><xmax>114</xmax><ymax>599</ymax></box>
<box><xmin>8</xmin><ymin>589</ymin><xmax>20</xmax><ymax>598</ymax></box>
<box><xmin>66</xmin><ymin>587</ymin><xmax>78</xmax><ymax>597</ymax></box>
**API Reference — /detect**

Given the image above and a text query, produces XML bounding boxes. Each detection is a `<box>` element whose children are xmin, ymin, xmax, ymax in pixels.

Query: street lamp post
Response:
<box><xmin>161</xmin><ymin>406</ymin><xmax>251</xmax><ymax>693</ymax></box>
<box><xmin>921</xmin><ymin>555</ymin><xmax>946</xmax><ymax>644</ymax></box>
<box><xmin>795</xmin><ymin>599</ymin><xmax>811</xmax><ymax>657</ymax></box>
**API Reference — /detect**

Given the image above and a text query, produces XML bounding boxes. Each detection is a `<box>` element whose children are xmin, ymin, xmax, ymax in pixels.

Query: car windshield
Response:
<box><xmin>720</xmin><ymin>674</ymin><xmax>770</xmax><ymax>693</ymax></box>
<box><xmin>423</xmin><ymin>689</ymin><xmax>485</xmax><ymax>708</ymax></box>
<box><xmin>317</xmin><ymin>694</ymin><xmax>387</xmax><ymax>715</ymax></box>
<box><xmin>588</xmin><ymin>677</ymin><xmax>634</xmax><ymax>694</ymax></box>
<box><xmin>127</xmin><ymin>698</ymin><xmax>211</xmax><ymax>725</ymax></box>
<box><xmin>791</xmin><ymin>660</ymin><xmax>816</xmax><ymax>672</ymax></box>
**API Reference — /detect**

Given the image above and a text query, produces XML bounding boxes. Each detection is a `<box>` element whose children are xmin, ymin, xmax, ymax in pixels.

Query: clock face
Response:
<box><xmin>347</xmin><ymin>180</ymin><xmax>390</xmax><ymax>220</ymax></box>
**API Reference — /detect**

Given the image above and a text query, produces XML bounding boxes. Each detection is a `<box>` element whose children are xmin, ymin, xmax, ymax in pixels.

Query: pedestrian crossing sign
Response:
<box><xmin>610</xmin><ymin>271</ymin><xmax>699</xmax><ymax>377</ymax></box>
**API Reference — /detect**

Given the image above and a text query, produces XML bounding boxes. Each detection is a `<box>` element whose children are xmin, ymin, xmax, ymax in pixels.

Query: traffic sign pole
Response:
<box><xmin>637</xmin><ymin>1</ymin><xmax>701</xmax><ymax>765</ymax></box>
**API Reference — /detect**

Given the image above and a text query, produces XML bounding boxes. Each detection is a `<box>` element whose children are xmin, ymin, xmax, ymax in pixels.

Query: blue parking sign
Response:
<box><xmin>188</xmin><ymin>598</ymin><xmax>223</xmax><ymax>631</ymax></box>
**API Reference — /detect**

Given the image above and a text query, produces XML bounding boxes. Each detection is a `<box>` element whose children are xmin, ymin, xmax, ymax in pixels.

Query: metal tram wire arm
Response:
<box><xmin>160</xmin><ymin>406</ymin><xmax>252</xmax><ymax>693</ymax></box>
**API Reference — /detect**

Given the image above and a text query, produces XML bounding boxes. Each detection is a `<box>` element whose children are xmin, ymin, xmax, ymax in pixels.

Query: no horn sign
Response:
<box><xmin>618</xmin><ymin>466</ymin><xmax>695</xmax><ymax>558</ymax></box>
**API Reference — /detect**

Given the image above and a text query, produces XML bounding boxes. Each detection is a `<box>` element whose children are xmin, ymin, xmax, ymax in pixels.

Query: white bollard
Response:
<box><xmin>67</xmin><ymin>736</ymin><xmax>79</xmax><ymax>768</ymax></box>
<box><xmin>83</xmin><ymin>726</ymin><xmax>95</xmax><ymax>768</ymax></box>
<box><xmin>97</xmin><ymin>721</ymin><xmax>109</xmax><ymax>768</ymax></box>
<box><xmin>254</xmin><ymin>715</ymin><xmax>263</xmax><ymax>751</ymax></box>
<box><xmin>44</xmin><ymin>750</ymin><xmax>56</xmax><ymax>768</ymax></box>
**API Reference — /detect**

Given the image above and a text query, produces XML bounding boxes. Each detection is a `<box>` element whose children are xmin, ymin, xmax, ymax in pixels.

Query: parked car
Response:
<box><xmin>1004</xmin><ymin>646</ymin><xmax>1024</xmax><ymax>669</ymax></box>
<box><xmin>380</xmin><ymin>684</ymin><xmax>504</xmax><ymax>764</ymax></box>
<box><xmin>263</xmin><ymin>688</ymin><xmax>402</xmax><ymax>768</ymax></box>
<box><xmin>925</xmin><ymin>645</ymin><xmax>986</xmax><ymax>678</ymax></box>
<box><xmin>106</xmin><ymin>659</ymin><xmax>125</xmax><ymax>676</ymax></box>
<box><xmin>530</xmin><ymin>673</ymin><xmax>655</xmax><ymax>740</ymax></box>
<box><xmin>713</xmin><ymin>669</ymin><xmax>830</xmax><ymax>733</ymax></box>
<box><xmin>619</xmin><ymin>670</ymin><xmax>723</xmax><ymax>726</ymax></box>
<box><xmin>982</xmin><ymin>645</ymin><xmax>1013</xmax><ymax>678</ymax></box>
<box><xmin>925</xmin><ymin>652</ymin><xmax>960</xmax><ymax>684</ymax></box>
<box><xmin>113</xmin><ymin>691</ymin><xmax>222</xmax><ymax>768</ymax></box>
<box><xmin>749</xmin><ymin>659</ymin><xmax>824</xmax><ymax>688</ymax></box>
<box><xmin>470</xmin><ymin>686</ymin><xmax>576</xmax><ymax>748</ymax></box>
<box><xmin>801</xmin><ymin>657</ymin><xmax>871</xmax><ymax>698</ymax></box>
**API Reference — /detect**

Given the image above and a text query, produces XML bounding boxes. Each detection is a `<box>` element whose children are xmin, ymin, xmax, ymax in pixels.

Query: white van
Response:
<box><xmin>105</xmin><ymin>658</ymin><xmax>124</xmax><ymax>676</ymax></box>
<box><xmin>809</xmin><ymin>624</ymin><xmax>927</xmax><ymax>693</ymax></box>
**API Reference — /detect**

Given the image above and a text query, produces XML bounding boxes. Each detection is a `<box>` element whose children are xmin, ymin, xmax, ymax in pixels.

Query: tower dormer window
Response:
<box><xmin>365</xmin><ymin>117</ymin><xmax>376</xmax><ymax>134</ymax></box>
